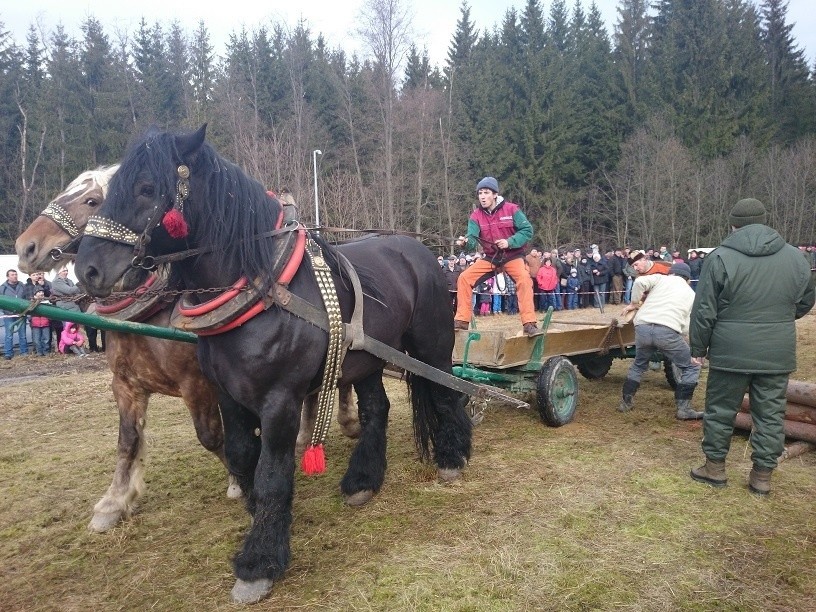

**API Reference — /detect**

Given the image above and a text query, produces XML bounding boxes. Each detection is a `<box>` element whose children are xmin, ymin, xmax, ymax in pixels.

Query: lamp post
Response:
<box><xmin>312</xmin><ymin>149</ymin><xmax>322</xmax><ymax>230</ymax></box>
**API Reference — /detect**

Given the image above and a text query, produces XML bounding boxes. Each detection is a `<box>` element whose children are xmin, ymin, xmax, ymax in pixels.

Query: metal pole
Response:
<box><xmin>312</xmin><ymin>149</ymin><xmax>322</xmax><ymax>230</ymax></box>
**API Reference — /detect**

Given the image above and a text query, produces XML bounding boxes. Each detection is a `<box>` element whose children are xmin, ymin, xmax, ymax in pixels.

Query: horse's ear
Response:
<box><xmin>175</xmin><ymin>124</ymin><xmax>207</xmax><ymax>157</ymax></box>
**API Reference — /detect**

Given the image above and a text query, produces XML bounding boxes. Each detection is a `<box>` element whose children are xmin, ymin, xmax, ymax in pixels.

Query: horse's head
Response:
<box><xmin>76</xmin><ymin>125</ymin><xmax>208</xmax><ymax>297</ymax></box>
<box><xmin>77</xmin><ymin>124</ymin><xmax>285</xmax><ymax>298</ymax></box>
<box><xmin>15</xmin><ymin>165</ymin><xmax>119</xmax><ymax>273</ymax></box>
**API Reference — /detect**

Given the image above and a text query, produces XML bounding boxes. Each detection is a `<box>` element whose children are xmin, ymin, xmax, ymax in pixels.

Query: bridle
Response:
<box><xmin>39</xmin><ymin>201</ymin><xmax>84</xmax><ymax>261</ymax></box>
<box><xmin>84</xmin><ymin>164</ymin><xmax>192</xmax><ymax>270</ymax></box>
<box><xmin>83</xmin><ymin>164</ymin><xmax>301</xmax><ymax>271</ymax></box>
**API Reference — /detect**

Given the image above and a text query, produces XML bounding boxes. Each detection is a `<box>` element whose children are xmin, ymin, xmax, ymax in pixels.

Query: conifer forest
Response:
<box><xmin>1</xmin><ymin>0</ymin><xmax>815</xmax><ymax>254</ymax></box>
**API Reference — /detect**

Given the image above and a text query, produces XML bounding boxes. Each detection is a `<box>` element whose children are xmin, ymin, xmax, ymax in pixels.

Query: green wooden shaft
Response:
<box><xmin>0</xmin><ymin>295</ymin><xmax>197</xmax><ymax>344</ymax></box>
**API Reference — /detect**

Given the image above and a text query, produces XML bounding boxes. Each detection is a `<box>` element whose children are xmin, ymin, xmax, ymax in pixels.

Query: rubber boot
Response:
<box><xmin>748</xmin><ymin>466</ymin><xmax>773</xmax><ymax>496</ymax></box>
<box><xmin>674</xmin><ymin>383</ymin><xmax>703</xmax><ymax>420</ymax></box>
<box><xmin>690</xmin><ymin>457</ymin><xmax>727</xmax><ymax>487</ymax></box>
<box><xmin>675</xmin><ymin>399</ymin><xmax>703</xmax><ymax>420</ymax></box>
<box><xmin>618</xmin><ymin>378</ymin><xmax>639</xmax><ymax>412</ymax></box>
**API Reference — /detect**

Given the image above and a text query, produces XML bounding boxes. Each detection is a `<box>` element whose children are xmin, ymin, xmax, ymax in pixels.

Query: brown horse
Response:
<box><xmin>15</xmin><ymin>167</ymin><xmax>359</xmax><ymax>533</ymax></box>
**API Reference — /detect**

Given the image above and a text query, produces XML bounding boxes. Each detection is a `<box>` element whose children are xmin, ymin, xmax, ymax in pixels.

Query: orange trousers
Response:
<box><xmin>455</xmin><ymin>258</ymin><xmax>536</xmax><ymax>325</ymax></box>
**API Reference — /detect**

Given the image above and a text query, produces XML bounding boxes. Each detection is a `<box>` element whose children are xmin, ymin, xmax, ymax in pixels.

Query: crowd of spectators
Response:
<box><xmin>1</xmin><ymin>267</ymin><xmax>104</xmax><ymax>360</ymax></box>
<box><xmin>440</xmin><ymin>243</ymin><xmax>816</xmax><ymax>317</ymax></box>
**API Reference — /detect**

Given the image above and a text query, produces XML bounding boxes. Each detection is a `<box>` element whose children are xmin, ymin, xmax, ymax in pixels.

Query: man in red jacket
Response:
<box><xmin>455</xmin><ymin>177</ymin><xmax>538</xmax><ymax>336</ymax></box>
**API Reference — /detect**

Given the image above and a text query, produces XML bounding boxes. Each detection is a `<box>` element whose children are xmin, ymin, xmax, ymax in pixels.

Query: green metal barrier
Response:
<box><xmin>0</xmin><ymin>295</ymin><xmax>197</xmax><ymax>344</ymax></box>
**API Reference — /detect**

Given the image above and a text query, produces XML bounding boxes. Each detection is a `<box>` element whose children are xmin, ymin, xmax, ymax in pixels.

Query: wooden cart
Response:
<box><xmin>453</xmin><ymin>311</ymin><xmax>637</xmax><ymax>427</ymax></box>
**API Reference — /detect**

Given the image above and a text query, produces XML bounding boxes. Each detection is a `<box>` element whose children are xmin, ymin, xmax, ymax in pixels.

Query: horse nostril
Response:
<box><xmin>85</xmin><ymin>265</ymin><xmax>99</xmax><ymax>283</ymax></box>
<box><xmin>23</xmin><ymin>240</ymin><xmax>37</xmax><ymax>258</ymax></box>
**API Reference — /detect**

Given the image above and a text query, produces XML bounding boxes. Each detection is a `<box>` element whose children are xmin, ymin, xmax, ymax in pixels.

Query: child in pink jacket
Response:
<box><xmin>59</xmin><ymin>322</ymin><xmax>88</xmax><ymax>357</ymax></box>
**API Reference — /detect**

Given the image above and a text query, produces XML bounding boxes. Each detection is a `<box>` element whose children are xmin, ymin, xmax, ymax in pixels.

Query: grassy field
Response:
<box><xmin>1</xmin><ymin>306</ymin><xmax>815</xmax><ymax>611</ymax></box>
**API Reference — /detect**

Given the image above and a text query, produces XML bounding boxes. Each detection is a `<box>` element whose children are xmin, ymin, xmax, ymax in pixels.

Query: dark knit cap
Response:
<box><xmin>476</xmin><ymin>176</ymin><xmax>499</xmax><ymax>193</ymax></box>
<box><xmin>669</xmin><ymin>262</ymin><xmax>691</xmax><ymax>279</ymax></box>
<box><xmin>729</xmin><ymin>198</ymin><xmax>767</xmax><ymax>228</ymax></box>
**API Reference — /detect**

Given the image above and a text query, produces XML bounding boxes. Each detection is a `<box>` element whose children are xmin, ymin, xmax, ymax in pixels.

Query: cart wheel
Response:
<box><xmin>664</xmin><ymin>359</ymin><xmax>679</xmax><ymax>390</ymax></box>
<box><xmin>536</xmin><ymin>356</ymin><xmax>579</xmax><ymax>427</ymax></box>
<box><xmin>575</xmin><ymin>354</ymin><xmax>613</xmax><ymax>380</ymax></box>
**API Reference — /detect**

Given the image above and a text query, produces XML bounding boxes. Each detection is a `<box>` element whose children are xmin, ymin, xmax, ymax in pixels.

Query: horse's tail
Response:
<box><xmin>407</xmin><ymin>373</ymin><xmax>472</xmax><ymax>467</ymax></box>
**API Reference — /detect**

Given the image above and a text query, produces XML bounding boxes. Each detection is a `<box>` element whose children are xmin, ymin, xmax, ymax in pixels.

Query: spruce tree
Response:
<box><xmin>647</xmin><ymin>0</ymin><xmax>766</xmax><ymax>157</ymax></box>
<box><xmin>446</xmin><ymin>1</ymin><xmax>479</xmax><ymax>82</ymax></box>
<box><xmin>79</xmin><ymin>16</ymin><xmax>130</xmax><ymax>165</ymax></box>
<box><xmin>44</xmin><ymin>24</ymin><xmax>86</xmax><ymax>187</ymax></box>
<box><xmin>165</xmin><ymin>22</ymin><xmax>190</xmax><ymax>126</ymax></box>
<box><xmin>612</xmin><ymin>0</ymin><xmax>650</xmax><ymax>128</ymax></box>
<box><xmin>760</xmin><ymin>0</ymin><xmax>814</xmax><ymax>142</ymax></box>
<box><xmin>189</xmin><ymin>20</ymin><xmax>215</xmax><ymax>126</ymax></box>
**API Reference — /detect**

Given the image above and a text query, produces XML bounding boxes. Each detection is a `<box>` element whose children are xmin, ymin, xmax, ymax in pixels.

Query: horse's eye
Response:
<box><xmin>140</xmin><ymin>185</ymin><xmax>156</xmax><ymax>198</ymax></box>
<box><xmin>86</xmin><ymin>198</ymin><xmax>99</xmax><ymax>207</ymax></box>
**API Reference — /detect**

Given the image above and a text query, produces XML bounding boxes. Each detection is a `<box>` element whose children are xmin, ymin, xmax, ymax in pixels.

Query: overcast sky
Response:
<box><xmin>2</xmin><ymin>1</ymin><xmax>814</xmax><ymax>68</ymax></box>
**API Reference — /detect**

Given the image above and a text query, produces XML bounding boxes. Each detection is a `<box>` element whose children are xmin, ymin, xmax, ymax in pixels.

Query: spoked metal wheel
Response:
<box><xmin>536</xmin><ymin>356</ymin><xmax>579</xmax><ymax>427</ymax></box>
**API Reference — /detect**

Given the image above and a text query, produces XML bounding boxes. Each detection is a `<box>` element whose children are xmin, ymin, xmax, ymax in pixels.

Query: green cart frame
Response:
<box><xmin>452</xmin><ymin>310</ymin><xmax>637</xmax><ymax>427</ymax></box>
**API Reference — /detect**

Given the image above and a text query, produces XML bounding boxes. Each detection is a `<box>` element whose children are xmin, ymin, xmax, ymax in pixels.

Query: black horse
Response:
<box><xmin>75</xmin><ymin>125</ymin><xmax>472</xmax><ymax>604</ymax></box>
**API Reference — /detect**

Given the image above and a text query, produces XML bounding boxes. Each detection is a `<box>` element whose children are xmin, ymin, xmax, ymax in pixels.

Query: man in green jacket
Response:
<box><xmin>689</xmin><ymin>198</ymin><xmax>815</xmax><ymax>495</ymax></box>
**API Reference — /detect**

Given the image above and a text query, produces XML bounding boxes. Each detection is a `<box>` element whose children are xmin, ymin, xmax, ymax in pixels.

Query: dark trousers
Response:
<box><xmin>702</xmin><ymin>369</ymin><xmax>789</xmax><ymax>469</ymax></box>
<box><xmin>32</xmin><ymin>326</ymin><xmax>50</xmax><ymax>355</ymax></box>
<box><xmin>627</xmin><ymin>323</ymin><xmax>700</xmax><ymax>386</ymax></box>
<box><xmin>85</xmin><ymin>326</ymin><xmax>105</xmax><ymax>352</ymax></box>
<box><xmin>580</xmin><ymin>282</ymin><xmax>593</xmax><ymax>308</ymax></box>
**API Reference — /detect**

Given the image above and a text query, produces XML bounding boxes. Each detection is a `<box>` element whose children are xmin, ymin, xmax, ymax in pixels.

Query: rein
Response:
<box><xmin>135</xmin><ymin>222</ymin><xmax>301</xmax><ymax>269</ymax></box>
<box><xmin>311</xmin><ymin>225</ymin><xmax>460</xmax><ymax>248</ymax></box>
<box><xmin>80</xmin><ymin>162</ymin><xmax>467</xmax><ymax>276</ymax></box>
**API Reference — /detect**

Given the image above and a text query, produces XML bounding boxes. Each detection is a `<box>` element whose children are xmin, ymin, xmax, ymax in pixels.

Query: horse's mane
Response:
<box><xmin>60</xmin><ymin>164</ymin><xmax>119</xmax><ymax>201</ymax></box>
<box><xmin>108</xmin><ymin>128</ymin><xmax>282</xmax><ymax>285</ymax></box>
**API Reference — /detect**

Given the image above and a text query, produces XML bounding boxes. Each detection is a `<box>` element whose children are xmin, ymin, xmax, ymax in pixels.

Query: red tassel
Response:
<box><xmin>162</xmin><ymin>208</ymin><xmax>189</xmax><ymax>238</ymax></box>
<box><xmin>301</xmin><ymin>444</ymin><xmax>326</xmax><ymax>476</ymax></box>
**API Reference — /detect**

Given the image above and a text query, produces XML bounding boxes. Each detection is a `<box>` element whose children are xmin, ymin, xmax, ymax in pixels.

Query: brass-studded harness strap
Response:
<box><xmin>41</xmin><ymin>202</ymin><xmax>81</xmax><ymax>238</ymax></box>
<box><xmin>305</xmin><ymin>239</ymin><xmax>344</xmax><ymax>449</ymax></box>
<box><xmin>84</xmin><ymin>216</ymin><xmax>142</xmax><ymax>246</ymax></box>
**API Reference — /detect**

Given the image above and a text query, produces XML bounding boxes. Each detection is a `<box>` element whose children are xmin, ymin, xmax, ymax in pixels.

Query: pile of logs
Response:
<box><xmin>734</xmin><ymin>379</ymin><xmax>816</xmax><ymax>462</ymax></box>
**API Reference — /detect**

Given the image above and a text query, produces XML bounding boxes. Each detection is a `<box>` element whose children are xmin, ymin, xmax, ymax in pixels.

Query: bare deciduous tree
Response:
<box><xmin>15</xmin><ymin>94</ymin><xmax>46</xmax><ymax>235</ymax></box>
<box><xmin>358</xmin><ymin>0</ymin><xmax>413</xmax><ymax>230</ymax></box>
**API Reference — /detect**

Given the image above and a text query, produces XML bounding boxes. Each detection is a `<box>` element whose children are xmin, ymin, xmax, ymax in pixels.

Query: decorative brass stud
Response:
<box><xmin>85</xmin><ymin>216</ymin><xmax>140</xmax><ymax>246</ymax></box>
<box><xmin>41</xmin><ymin>202</ymin><xmax>80</xmax><ymax>238</ymax></box>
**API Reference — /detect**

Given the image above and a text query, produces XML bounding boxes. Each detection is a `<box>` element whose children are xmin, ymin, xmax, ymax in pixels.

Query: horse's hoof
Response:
<box><xmin>227</xmin><ymin>475</ymin><xmax>243</xmax><ymax>499</ymax></box>
<box><xmin>88</xmin><ymin>511</ymin><xmax>122</xmax><ymax>533</ymax></box>
<box><xmin>230</xmin><ymin>578</ymin><xmax>273</xmax><ymax>604</ymax></box>
<box><xmin>344</xmin><ymin>490</ymin><xmax>375</xmax><ymax>507</ymax></box>
<box><xmin>339</xmin><ymin>422</ymin><xmax>361</xmax><ymax>439</ymax></box>
<box><xmin>438</xmin><ymin>468</ymin><xmax>462</xmax><ymax>483</ymax></box>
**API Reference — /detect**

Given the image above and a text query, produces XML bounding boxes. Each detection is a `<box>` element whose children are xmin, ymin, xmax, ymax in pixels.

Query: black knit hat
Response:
<box><xmin>669</xmin><ymin>262</ymin><xmax>691</xmax><ymax>279</ymax></box>
<box><xmin>729</xmin><ymin>198</ymin><xmax>767</xmax><ymax>228</ymax></box>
